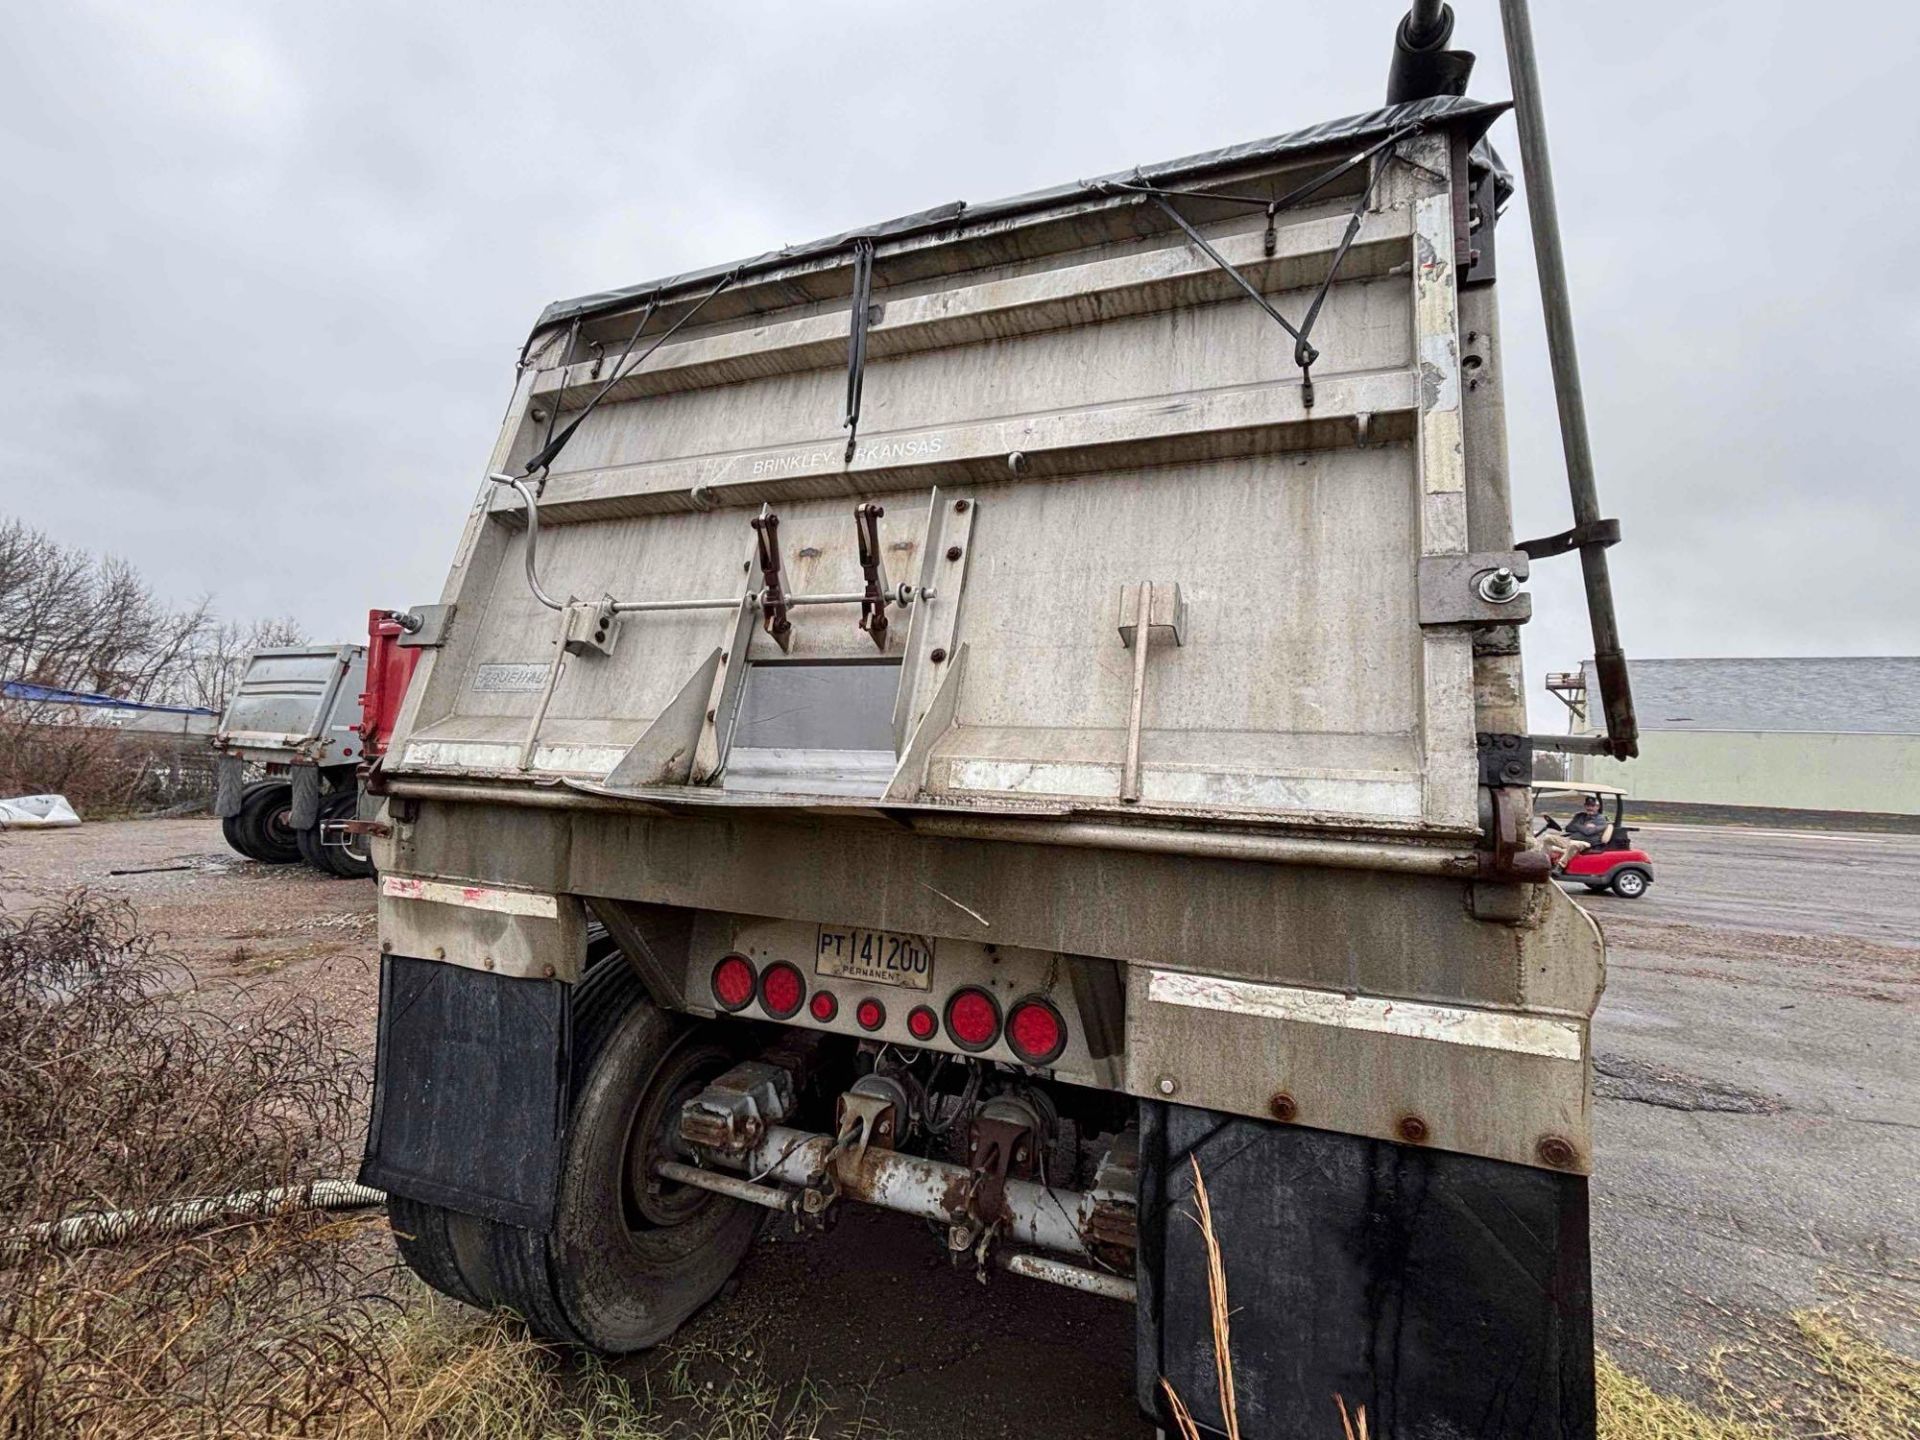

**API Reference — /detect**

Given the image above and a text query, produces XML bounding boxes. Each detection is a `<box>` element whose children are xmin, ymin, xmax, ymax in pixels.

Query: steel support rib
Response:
<box><xmin>1499</xmin><ymin>0</ymin><xmax>1638</xmax><ymax>759</ymax></box>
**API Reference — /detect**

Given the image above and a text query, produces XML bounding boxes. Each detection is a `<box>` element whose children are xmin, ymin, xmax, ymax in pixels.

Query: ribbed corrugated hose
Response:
<box><xmin>1</xmin><ymin>1180</ymin><xmax>386</xmax><ymax>1264</ymax></box>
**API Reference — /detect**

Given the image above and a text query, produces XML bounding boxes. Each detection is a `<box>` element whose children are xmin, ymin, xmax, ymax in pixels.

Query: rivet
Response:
<box><xmin>1536</xmin><ymin>1135</ymin><xmax>1577</xmax><ymax>1169</ymax></box>
<box><xmin>945</xmin><ymin>545</ymin><xmax>963</xmax><ymax>561</ymax></box>
<box><xmin>380</xmin><ymin>940</ymin><xmax>393</xmax><ymax>954</ymax></box>
<box><xmin>1397</xmin><ymin>1115</ymin><xmax>1429</xmax><ymax>1144</ymax></box>
<box><xmin>706</xmin><ymin>709</ymin><xmax>717</xmax><ymax>721</ymax></box>
<box><xmin>1157</xmin><ymin>1075</ymin><xmax>1178</xmax><ymax>1096</ymax></box>
<box><xmin>483</xmin><ymin>956</ymin><xmax>495</xmax><ymax>971</ymax></box>
<box><xmin>954</xmin><ymin>499</ymin><xmax>970</xmax><ymax>513</ymax></box>
<box><xmin>929</xmin><ymin>648</ymin><xmax>947</xmax><ymax>663</ymax></box>
<box><xmin>1269</xmin><ymin>1092</ymin><xmax>1297</xmax><ymax>1123</ymax></box>
<box><xmin>433</xmin><ymin>946</ymin><xmax>445</xmax><ymax>960</ymax></box>
<box><xmin>542</xmin><ymin>964</ymin><xmax>555</xmax><ymax>978</ymax></box>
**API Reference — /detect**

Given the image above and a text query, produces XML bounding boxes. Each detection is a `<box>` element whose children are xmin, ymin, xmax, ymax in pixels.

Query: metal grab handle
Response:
<box><xmin>488</xmin><ymin>473</ymin><xmax>565</xmax><ymax>612</ymax></box>
<box><xmin>1116</xmin><ymin>582</ymin><xmax>1186</xmax><ymax>804</ymax></box>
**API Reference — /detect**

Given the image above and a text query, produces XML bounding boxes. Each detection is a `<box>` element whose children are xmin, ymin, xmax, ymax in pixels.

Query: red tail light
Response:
<box><xmin>1006</xmin><ymin>996</ymin><xmax>1068</xmax><ymax>1066</ymax></box>
<box><xmin>711</xmin><ymin>955</ymin><xmax>755</xmax><ymax>1012</ymax></box>
<box><xmin>809</xmin><ymin>990</ymin><xmax>839</xmax><ymax>1022</ymax></box>
<box><xmin>945</xmin><ymin>987</ymin><xmax>1001</xmax><ymax>1051</ymax></box>
<box><xmin>855</xmin><ymin>997</ymin><xmax>886</xmax><ymax>1031</ymax></box>
<box><xmin>759</xmin><ymin>961</ymin><xmax>805</xmax><ymax>1019</ymax></box>
<box><xmin>906</xmin><ymin>1005</ymin><xmax>938</xmax><ymax>1041</ymax></box>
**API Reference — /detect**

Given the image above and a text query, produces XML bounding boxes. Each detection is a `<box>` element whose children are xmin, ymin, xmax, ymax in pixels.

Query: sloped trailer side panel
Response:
<box><xmin>367</xmin><ymin>97</ymin><xmax>1602</xmax><ymax>1438</ymax></box>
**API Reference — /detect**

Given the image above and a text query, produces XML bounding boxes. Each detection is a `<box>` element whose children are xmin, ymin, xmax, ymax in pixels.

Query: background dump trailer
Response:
<box><xmin>361</xmin><ymin>21</ymin><xmax>1624</xmax><ymax>1435</ymax></box>
<box><xmin>213</xmin><ymin>614</ymin><xmax>421</xmax><ymax>877</ymax></box>
<box><xmin>213</xmin><ymin>643</ymin><xmax>369</xmax><ymax>873</ymax></box>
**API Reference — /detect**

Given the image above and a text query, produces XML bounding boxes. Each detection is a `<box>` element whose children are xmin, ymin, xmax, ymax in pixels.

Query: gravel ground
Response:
<box><xmin>1</xmin><ymin>814</ymin><xmax>1912</xmax><ymax>1435</ymax></box>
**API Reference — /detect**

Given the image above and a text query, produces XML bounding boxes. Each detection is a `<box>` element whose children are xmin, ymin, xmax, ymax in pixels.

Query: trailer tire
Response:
<box><xmin>221</xmin><ymin>780</ymin><xmax>275</xmax><ymax>860</ymax></box>
<box><xmin>298</xmin><ymin>792</ymin><xmax>372</xmax><ymax>878</ymax></box>
<box><xmin>323</xmin><ymin>792</ymin><xmax>374</xmax><ymax>878</ymax></box>
<box><xmin>386</xmin><ymin>954</ymin><xmax>758</xmax><ymax>1352</ymax></box>
<box><xmin>388</xmin><ymin>1195</ymin><xmax>491</xmax><ymax>1310</ymax></box>
<box><xmin>235</xmin><ymin>782</ymin><xmax>301</xmax><ymax>865</ymax></box>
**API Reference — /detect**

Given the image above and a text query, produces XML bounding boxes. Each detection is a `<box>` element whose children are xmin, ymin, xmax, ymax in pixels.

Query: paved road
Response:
<box><xmin>1577</xmin><ymin>825</ymin><xmax>1919</xmax><ymax>1396</ymax></box>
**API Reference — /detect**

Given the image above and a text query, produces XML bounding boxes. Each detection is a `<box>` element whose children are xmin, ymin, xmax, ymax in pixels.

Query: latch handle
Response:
<box><xmin>854</xmin><ymin>503</ymin><xmax>890</xmax><ymax>650</ymax></box>
<box><xmin>750</xmin><ymin>507</ymin><xmax>794</xmax><ymax>652</ymax></box>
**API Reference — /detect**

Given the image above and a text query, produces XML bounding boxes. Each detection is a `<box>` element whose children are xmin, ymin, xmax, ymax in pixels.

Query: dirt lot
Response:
<box><xmin>2</xmin><ymin>816</ymin><xmax>1914</xmax><ymax>1436</ymax></box>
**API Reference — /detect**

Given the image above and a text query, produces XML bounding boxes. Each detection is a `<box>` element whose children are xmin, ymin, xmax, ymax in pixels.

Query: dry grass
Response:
<box><xmin>0</xmin><ymin>891</ymin><xmax>879</xmax><ymax>1439</ymax></box>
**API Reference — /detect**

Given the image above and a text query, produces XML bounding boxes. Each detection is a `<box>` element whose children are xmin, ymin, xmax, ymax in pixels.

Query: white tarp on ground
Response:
<box><xmin>0</xmin><ymin>794</ymin><xmax>81</xmax><ymax>828</ymax></box>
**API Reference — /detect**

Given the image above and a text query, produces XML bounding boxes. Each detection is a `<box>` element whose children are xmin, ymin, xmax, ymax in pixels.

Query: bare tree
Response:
<box><xmin>0</xmin><ymin>516</ymin><xmax>308</xmax><ymax>812</ymax></box>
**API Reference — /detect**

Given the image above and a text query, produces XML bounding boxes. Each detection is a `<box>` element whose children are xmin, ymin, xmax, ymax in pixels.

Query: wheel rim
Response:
<box><xmin>1617</xmin><ymin>872</ymin><xmax>1645</xmax><ymax>895</ymax></box>
<box><xmin>621</xmin><ymin>1039</ymin><xmax>734</xmax><ymax>1232</ymax></box>
<box><xmin>262</xmin><ymin>805</ymin><xmax>296</xmax><ymax>847</ymax></box>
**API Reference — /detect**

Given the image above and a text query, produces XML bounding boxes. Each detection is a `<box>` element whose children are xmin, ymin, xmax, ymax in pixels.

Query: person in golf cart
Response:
<box><xmin>1541</xmin><ymin>792</ymin><xmax>1613</xmax><ymax>869</ymax></box>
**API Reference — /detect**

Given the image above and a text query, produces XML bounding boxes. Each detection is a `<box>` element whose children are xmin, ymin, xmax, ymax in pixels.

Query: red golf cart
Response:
<box><xmin>1532</xmin><ymin>782</ymin><xmax>1654</xmax><ymax>899</ymax></box>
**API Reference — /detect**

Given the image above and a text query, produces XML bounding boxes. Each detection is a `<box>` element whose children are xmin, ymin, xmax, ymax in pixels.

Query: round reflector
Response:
<box><xmin>809</xmin><ymin>990</ymin><xmax>839</xmax><ymax>1022</ymax></box>
<box><xmin>855</xmin><ymin>997</ymin><xmax>886</xmax><ymax>1031</ymax></box>
<box><xmin>906</xmin><ymin>1005</ymin><xmax>938</xmax><ymax>1041</ymax></box>
<box><xmin>711</xmin><ymin>954</ymin><xmax>755</xmax><ymax>1012</ymax></box>
<box><xmin>944</xmin><ymin>987</ymin><xmax>1001</xmax><ymax>1051</ymax></box>
<box><xmin>759</xmin><ymin>961</ymin><xmax>805</xmax><ymax>1019</ymax></box>
<box><xmin>1007</xmin><ymin>996</ymin><xmax>1068</xmax><ymax>1066</ymax></box>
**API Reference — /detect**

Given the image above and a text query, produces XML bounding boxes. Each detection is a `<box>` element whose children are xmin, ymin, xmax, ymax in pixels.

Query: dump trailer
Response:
<box><xmin>363</xmin><ymin>8</ymin><xmax>1630</xmax><ymax>1434</ymax></box>
<box><xmin>213</xmin><ymin>615</ymin><xmax>421</xmax><ymax>877</ymax></box>
<box><xmin>213</xmin><ymin>643</ymin><xmax>372</xmax><ymax>875</ymax></box>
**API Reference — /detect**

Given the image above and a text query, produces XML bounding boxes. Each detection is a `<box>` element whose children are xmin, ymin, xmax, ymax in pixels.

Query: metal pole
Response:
<box><xmin>1498</xmin><ymin>0</ymin><xmax>1638</xmax><ymax>760</ymax></box>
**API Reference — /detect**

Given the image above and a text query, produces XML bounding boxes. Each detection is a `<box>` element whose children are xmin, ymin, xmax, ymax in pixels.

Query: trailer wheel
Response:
<box><xmin>235</xmin><ymin>782</ymin><xmax>301</xmax><ymax>864</ymax></box>
<box><xmin>220</xmin><ymin>779</ymin><xmax>275</xmax><ymax>860</ymax></box>
<box><xmin>490</xmin><ymin>961</ymin><xmax>760</xmax><ymax>1352</ymax></box>
<box><xmin>322</xmin><ymin>792</ymin><xmax>374</xmax><ymax>878</ymax></box>
<box><xmin>387</xmin><ymin>1195</ymin><xmax>491</xmax><ymax>1310</ymax></box>
<box><xmin>298</xmin><ymin>792</ymin><xmax>372</xmax><ymax>878</ymax></box>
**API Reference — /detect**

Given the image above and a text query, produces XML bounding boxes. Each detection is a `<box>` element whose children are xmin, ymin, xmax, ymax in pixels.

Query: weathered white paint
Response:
<box><xmin>1145</xmin><ymin>969</ymin><xmax>1585</xmax><ymax>1061</ymax></box>
<box><xmin>380</xmin><ymin>874</ymin><xmax>560</xmax><ymax>919</ymax></box>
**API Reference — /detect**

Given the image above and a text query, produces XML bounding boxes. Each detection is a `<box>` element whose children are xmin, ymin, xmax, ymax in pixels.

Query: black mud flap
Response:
<box><xmin>359</xmin><ymin>954</ymin><xmax>570</xmax><ymax>1230</ymax></box>
<box><xmin>1136</xmin><ymin>1101</ymin><xmax>1594</xmax><ymax>1440</ymax></box>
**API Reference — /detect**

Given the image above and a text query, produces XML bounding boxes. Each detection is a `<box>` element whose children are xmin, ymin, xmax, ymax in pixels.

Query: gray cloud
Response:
<box><xmin>3</xmin><ymin>1</ymin><xmax>1915</xmax><ymax>729</ymax></box>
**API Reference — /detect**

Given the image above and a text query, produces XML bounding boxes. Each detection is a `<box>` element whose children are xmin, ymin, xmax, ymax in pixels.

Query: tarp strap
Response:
<box><xmin>843</xmin><ymin>237</ymin><xmax>875</xmax><ymax>463</ymax></box>
<box><xmin>519</xmin><ymin>268</ymin><xmax>740</xmax><ymax>480</ymax></box>
<box><xmin>1094</xmin><ymin>123</ymin><xmax>1419</xmax><ymax>410</ymax></box>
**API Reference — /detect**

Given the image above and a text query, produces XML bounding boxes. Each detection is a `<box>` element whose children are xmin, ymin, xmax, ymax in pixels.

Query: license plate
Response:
<box><xmin>814</xmin><ymin>925</ymin><xmax>934</xmax><ymax>990</ymax></box>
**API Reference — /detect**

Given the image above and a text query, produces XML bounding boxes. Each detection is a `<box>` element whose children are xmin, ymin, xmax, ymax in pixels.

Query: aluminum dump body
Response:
<box><xmin>397</xmin><ymin>98</ymin><xmax>1512</xmax><ymax>838</ymax></box>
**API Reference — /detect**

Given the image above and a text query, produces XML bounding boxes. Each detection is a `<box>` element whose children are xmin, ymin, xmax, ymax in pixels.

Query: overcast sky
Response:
<box><xmin>3</xmin><ymin>1</ymin><xmax>1915</xmax><ymax>728</ymax></box>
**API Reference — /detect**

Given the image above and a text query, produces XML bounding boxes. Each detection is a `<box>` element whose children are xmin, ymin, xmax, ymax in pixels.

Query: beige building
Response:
<box><xmin>1561</xmin><ymin>657</ymin><xmax>1920</xmax><ymax>818</ymax></box>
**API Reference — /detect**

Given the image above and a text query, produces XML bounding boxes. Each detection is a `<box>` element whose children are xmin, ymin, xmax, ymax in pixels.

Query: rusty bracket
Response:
<box><xmin>834</xmin><ymin>1089</ymin><xmax>899</xmax><ymax>1164</ymax></box>
<box><xmin>335</xmin><ymin>819</ymin><xmax>392</xmax><ymax>839</ymax></box>
<box><xmin>1479</xmin><ymin>785</ymin><xmax>1552</xmax><ymax>881</ymax></box>
<box><xmin>750</xmin><ymin>506</ymin><xmax>793</xmax><ymax>652</ymax></box>
<box><xmin>963</xmin><ymin>1113</ymin><xmax>1038</xmax><ymax>1231</ymax></box>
